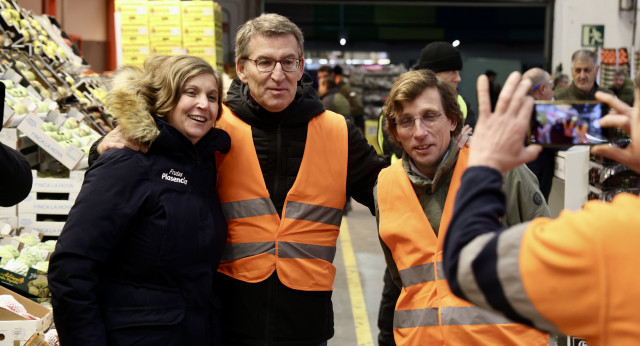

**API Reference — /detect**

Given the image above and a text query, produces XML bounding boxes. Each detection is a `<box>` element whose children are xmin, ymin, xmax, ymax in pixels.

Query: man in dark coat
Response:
<box><xmin>0</xmin><ymin>83</ymin><xmax>32</xmax><ymax>207</ymax></box>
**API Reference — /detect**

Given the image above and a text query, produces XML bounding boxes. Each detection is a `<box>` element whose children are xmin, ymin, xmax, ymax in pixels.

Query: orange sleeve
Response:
<box><xmin>520</xmin><ymin>194</ymin><xmax>640</xmax><ymax>341</ymax></box>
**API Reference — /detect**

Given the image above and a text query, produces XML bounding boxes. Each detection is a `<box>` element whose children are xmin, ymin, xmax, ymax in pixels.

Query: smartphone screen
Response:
<box><xmin>529</xmin><ymin>100</ymin><xmax>610</xmax><ymax>147</ymax></box>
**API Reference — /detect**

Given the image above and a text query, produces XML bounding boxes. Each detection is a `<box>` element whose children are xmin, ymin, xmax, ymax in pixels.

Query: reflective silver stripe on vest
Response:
<box><xmin>221</xmin><ymin>198</ymin><xmax>277</xmax><ymax>220</ymax></box>
<box><xmin>457</xmin><ymin>232</ymin><xmax>497</xmax><ymax>311</ymax></box>
<box><xmin>399</xmin><ymin>262</ymin><xmax>436</xmax><ymax>288</ymax></box>
<box><xmin>285</xmin><ymin>201</ymin><xmax>343</xmax><ymax>227</ymax></box>
<box><xmin>394</xmin><ymin>308</ymin><xmax>439</xmax><ymax>329</ymax></box>
<box><xmin>496</xmin><ymin>223</ymin><xmax>563</xmax><ymax>335</ymax></box>
<box><xmin>436</xmin><ymin>260</ymin><xmax>446</xmax><ymax>280</ymax></box>
<box><xmin>278</xmin><ymin>241</ymin><xmax>336</xmax><ymax>263</ymax></box>
<box><xmin>441</xmin><ymin>306</ymin><xmax>513</xmax><ymax>326</ymax></box>
<box><xmin>220</xmin><ymin>241</ymin><xmax>275</xmax><ymax>261</ymax></box>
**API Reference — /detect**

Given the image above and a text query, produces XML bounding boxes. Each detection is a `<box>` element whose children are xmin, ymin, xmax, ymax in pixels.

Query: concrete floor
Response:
<box><xmin>331</xmin><ymin>200</ymin><xmax>385</xmax><ymax>346</ymax></box>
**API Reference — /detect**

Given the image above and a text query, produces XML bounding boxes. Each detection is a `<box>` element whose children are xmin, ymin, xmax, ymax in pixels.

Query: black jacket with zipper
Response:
<box><xmin>216</xmin><ymin>74</ymin><xmax>387</xmax><ymax>346</ymax></box>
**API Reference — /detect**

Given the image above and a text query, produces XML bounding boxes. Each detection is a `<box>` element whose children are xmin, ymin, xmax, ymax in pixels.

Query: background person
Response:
<box><xmin>49</xmin><ymin>55</ymin><xmax>230</xmax><ymax>346</ymax></box>
<box><xmin>522</xmin><ymin>67</ymin><xmax>556</xmax><ymax>200</ymax></box>
<box><xmin>609</xmin><ymin>70</ymin><xmax>634</xmax><ymax>106</ymax></box>
<box><xmin>555</xmin><ymin>49</ymin><xmax>613</xmax><ymax>100</ymax></box>
<box><xmin>553</xmin><ymin>73</ymin><xmax>569</xmax><ymax>89</ymax></box>
<box><xmin>0</xmin><ymin>83</ymin><xmax>32</xmax><ymax>207</ymax></box>
<box><xmin>318</xmin><ymin>76</ymin><xmax>351</xmax><ymax>124</ymax></box>
<box><xmin>485</xmin><ymin>69</ymin><xmax>501</xmax><ymax>111</ymax></box>
<box><xmin>376</xmin><ymin>69</ymin><xmax>549</xmax><ymax>345</ymax></box>
<box><xmin>317</xmin><ymin>64</ymin><xmax>365</xmax><ymax>131</ymax></box>
<box><xmin>443</xmin><ymin>70</ymin><xmax>640</xmax><ymax>346</ymax></box>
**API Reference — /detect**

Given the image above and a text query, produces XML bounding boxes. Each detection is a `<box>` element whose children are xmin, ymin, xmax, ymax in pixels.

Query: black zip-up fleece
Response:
<box><xmin>217</xmin><ymin>73</ymin><xmax>387</xmax><ymax>346</ymax></box>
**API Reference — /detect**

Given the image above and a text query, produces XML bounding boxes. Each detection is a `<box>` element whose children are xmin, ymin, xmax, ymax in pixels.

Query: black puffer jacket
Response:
<box><xmin>50</xmin><ymin>101</ymin><xmax>230</xmax><ymax>345</ymax></box>
<box><xmin>0</xmin><ymin>83</ymin><xmax>32</xmax><ymax>207</ymax></box>
<box><xmin>217</xmin><ymin>74</ymin><xmax>387</xmax><ymax>345</ymax></box>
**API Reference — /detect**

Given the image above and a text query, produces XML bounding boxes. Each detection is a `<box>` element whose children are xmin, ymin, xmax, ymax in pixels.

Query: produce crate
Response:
<box><xmin>0</xmin><ymin>266</ymin><xmax>49</xmax><ymax>298</ymax></box>
<box><xmin>0</xmin><ymin>128</ymin><xmax>17</xmax><ymax>149</ymax></box>
<box><xmin>17</xmin><ymin>170</ymin><xmax>84</xmax><ymax>236</ymax></box>
<box><xmin>0</xmin><ymin>285</ymin><xmax>52</xmax><ymax>345</ymax></box>
<box><xmin>0</xmin><ymin>234</ymin><xmax>50</xmax><ymax>298</ymax></box>
<box><xmin>0</xmin><ymin>206</ymin><xmax>16</xmax><ymax>218</ymax></box>
<box><xmin>17</xmin><ymin>113</ymin><xmax>85</xmax><ymax>170</ymax></box>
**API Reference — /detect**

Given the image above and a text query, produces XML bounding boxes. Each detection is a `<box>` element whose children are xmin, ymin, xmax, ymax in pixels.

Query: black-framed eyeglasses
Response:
<box><xmin>395</xmin><ymin>112</ymin><xmax>443</xmax><ymax>131</ymax></box>
<box><xmin>245</xmin><ymin>57</ymin><xmax>301</xmax><ymax>72</ymax></box>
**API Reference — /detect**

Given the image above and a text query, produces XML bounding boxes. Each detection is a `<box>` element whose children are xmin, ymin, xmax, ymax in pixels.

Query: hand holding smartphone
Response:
<box><xmin>528</xmin><ymin>100</ymin><xmax>612</xmax><ymax>147</ymax></box>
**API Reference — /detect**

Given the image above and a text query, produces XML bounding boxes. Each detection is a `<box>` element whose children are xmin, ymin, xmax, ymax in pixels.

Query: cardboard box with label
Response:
<box><xmin>0</xmin><ymin>285</ymin><xmax>52</xmax><ymax>346</ymax></box>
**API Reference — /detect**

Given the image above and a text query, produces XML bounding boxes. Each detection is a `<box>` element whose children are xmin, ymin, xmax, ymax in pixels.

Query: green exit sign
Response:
<box><xmin>582</xmin><ymin>25</ymin><xmax>604</xmax><ymax>47</ymax></box>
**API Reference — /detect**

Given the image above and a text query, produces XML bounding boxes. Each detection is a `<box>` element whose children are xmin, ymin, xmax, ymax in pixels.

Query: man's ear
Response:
<box><xmin>236</xmin><ymin>60</ymin><xmax>248</xmax><ymax>84</ymax></box>
<box><xmin>450</xmin><ymin>118</ymin><xmax>458</xmax><ymax>132</ymax></box>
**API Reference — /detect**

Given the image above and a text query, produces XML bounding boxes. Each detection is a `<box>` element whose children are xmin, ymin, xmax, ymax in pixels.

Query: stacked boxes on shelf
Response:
<box><xmin>17</xmin><ymin>170</ymin><xmax>84</xmax><ymax>237</ymax></box>
<box><xmin>181</xmin><ymin>1</ymin><xmax>216</xmax><ymax>67</ymax></box>
<box><xmin>115</xmin><ymin>0</ymin><xmax>150</xmax><ymax>67</ymax></box>
<box><xmin>599</xmin><ymin>47</ymin><xmax>631</xmax><ymax>88</ymax></box>
<box><xmin>149</xmin><ymin>0</ymin><xmax>184</xmax><ymax>56</ymax></box>
<box><xmin>115</xmin><ymin>0</ymin><xmax>221</xmax><ymax>69</ymax></box>
<box><xmin>214</xmin><ymin>2</ymin><xmax>223</xmax><ymax>71</ymax></box>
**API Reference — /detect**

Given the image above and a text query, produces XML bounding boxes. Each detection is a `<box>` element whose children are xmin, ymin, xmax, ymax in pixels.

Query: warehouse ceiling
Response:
<box><xmin>263</xmin><ymin>0</ymin><xmax>550</xmax><ymax>49</ymax></box>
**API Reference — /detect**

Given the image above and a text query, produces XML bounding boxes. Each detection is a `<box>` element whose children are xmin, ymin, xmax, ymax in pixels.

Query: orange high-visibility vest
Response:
<box><xmin>215</xmin><ymin>105</ymin><xmax>348</xmax><ymax>291</ymax></box>
<box><xmin>377</xmin><ymin>148</ymin><xmax>548</xmax><ymax>345</ymax></box>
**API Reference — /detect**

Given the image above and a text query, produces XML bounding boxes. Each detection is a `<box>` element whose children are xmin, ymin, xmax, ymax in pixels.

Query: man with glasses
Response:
<box><xmin>375</xmin><ymin>69</ymin><xmax>549</xmax><ymax>345</ymax></box>
<box><xmin>93</xmin><ymin>12</ymin><xmax>385</xmax><ymax>346</ymax></box>
<box><xmin>209</xmin><ymin>12</ymin><xmax>385</xmax><ymax>346</ymax></box>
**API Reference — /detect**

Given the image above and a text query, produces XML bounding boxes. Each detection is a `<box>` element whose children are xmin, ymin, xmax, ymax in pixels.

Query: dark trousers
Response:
<box><xmin>526</xmin><ymin>148</ymin><xmax>557</xmax><ymax>201</ymax></box>
<box><xmin>377</xmin><ymin>268</ymin><xmax>401</xmax><ymax>346</ymax></box>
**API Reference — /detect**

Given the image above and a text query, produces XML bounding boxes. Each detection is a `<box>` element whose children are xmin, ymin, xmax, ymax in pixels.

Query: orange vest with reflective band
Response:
<box><xmin>215</xmin><ymin>105</ymin><xmax>348</xmax><ymax>291</ymax></box>
<box><xmin>378</xmin><ymin>148</ymin><xmax>548</xmax><ymax>345</ymax></box>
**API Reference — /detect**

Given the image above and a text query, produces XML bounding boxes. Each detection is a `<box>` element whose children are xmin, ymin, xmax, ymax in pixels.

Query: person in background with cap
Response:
<box><xmin>375</xmin><ymin>41</ymin><xmax>475</xmax><ymax>345</ymax></box>
<box><xmin>0</xmin><ymin>83</ymin><xmax>32</xmax><ymax>207</ymax></box>
<box><xmin>419</xmin><ymin>41</ymin><xmax>477</xmax><ymax>129</ymax></box>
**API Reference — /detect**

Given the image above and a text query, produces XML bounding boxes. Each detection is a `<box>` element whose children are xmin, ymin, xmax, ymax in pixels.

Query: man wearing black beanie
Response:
<box><xmin>0</xmin><ymin>83</ymin><xmax>32</xmax><ymax>207</ymax></box>
<box><xmin>416</xmin><ymin>41</ymin><xmax>476</xmax><ymax>129</ymax></box>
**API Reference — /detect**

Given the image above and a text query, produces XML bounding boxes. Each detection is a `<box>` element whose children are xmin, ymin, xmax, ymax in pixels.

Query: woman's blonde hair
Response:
<box><xmin>137</xmin><ymin>55</ymin><xmax>222</xmax><ymax>119</ymax></box>
<box><xmin>106</xmin><ymin>55</ymin><xmax>222</xmax><ymax>145</ymax></box>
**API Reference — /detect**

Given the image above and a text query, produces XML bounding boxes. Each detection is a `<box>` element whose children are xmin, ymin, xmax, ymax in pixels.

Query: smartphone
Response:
<box><xmin>528</xmin><ymin>100</ymin><xmax>611</xmax><ymax>147</ymax></box>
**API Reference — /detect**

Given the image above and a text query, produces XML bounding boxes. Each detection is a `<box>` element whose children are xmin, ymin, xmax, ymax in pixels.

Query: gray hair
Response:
<box><xmin>235</xmin><ymin>13</ymin><xmax>304</xmax><ymax>63</ymax></box>
<box><xmin>571</xmin><ymin>49</ymin><xmax>597</xmax><ymax>65</ymax></box>
<box><xmin>522</xmin><ymin>67</ymin><xmax>550</xmax><ymax>95</ymax></box>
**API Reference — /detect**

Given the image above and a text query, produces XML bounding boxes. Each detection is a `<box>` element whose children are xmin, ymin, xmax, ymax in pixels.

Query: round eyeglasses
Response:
<box><xmin>245</xmin><ymin>57</ymin><xmax>301</xmax><ymax>72</ymax></box>
<box><xmin>395</xmin><ymin>113</ymin><xmax>443</xmax><ymax>131</ymax></box>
